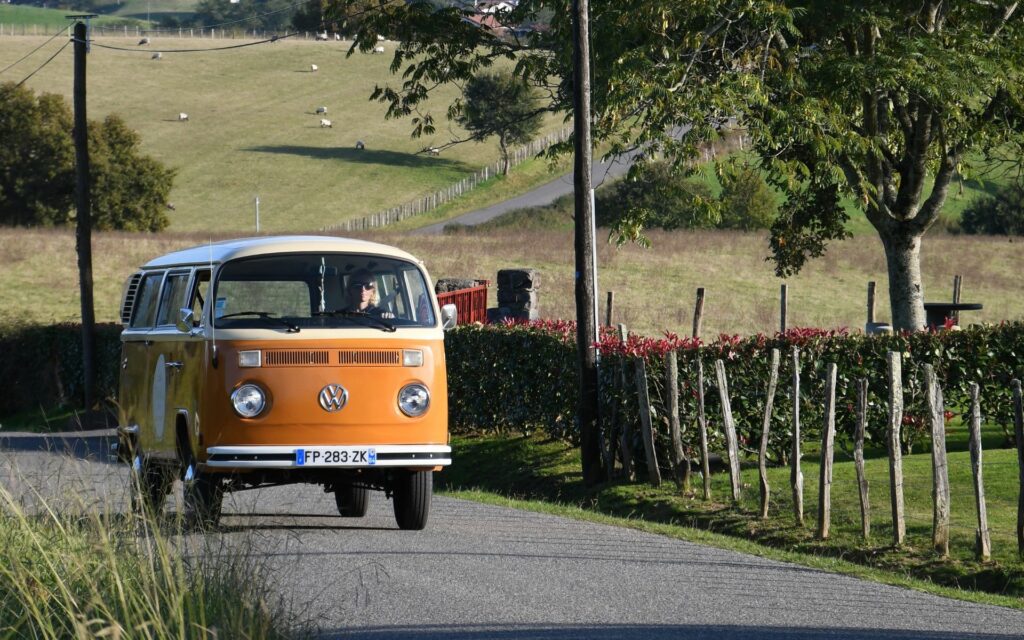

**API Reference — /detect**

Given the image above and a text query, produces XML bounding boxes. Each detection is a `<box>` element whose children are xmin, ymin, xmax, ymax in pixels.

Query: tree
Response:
<box><xmin>718</xmin><ymin>163</ymin><xmax>777</xmax><ymax>231</ymax></box>
<box><xmin>960</xmin><ymin>183</ymin><xmax>1024</xmax><ymax>236</ymax></box>
<box><xmin>597</xmin><ymin>161</ymin><xmax>717</xmax><ymax>231</ymax></box>
<box><xmin>0</xmin><ymin>82</ymin><xmax>174</xmax><ymax>231</ymax></box>
<box><xmin>751</xmin><ymin>3</ymin><xmax>1024</xmax><ymax>330</ymax></box>
<box><xmin>457</xmin><ymin>71</ymin><xmax>543</xmax><ymax>175</ymax></box>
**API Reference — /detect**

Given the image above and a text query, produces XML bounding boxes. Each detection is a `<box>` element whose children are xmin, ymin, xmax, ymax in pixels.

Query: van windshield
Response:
<box><xmin>212</xmin><ymin>253</ymin><xmax>436</xmax><ymax>330</ymax></box>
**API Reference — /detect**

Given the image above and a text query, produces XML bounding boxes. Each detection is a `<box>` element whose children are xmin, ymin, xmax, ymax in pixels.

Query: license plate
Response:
<box><xmin>296</xmin><ymin>447</ymin><xmax>376</xmax><ymax>466</ymax></box>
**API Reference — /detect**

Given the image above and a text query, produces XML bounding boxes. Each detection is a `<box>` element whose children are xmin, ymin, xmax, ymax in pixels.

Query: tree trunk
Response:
<box><xmin>499</xmin><ymin>134</ymin><xmax>511</xmax><ymax>176</ymax></box>
<box><xmin>880</xmin><ymin>230</ymin><xmax>926</xmax><ymax>332</ymax></box>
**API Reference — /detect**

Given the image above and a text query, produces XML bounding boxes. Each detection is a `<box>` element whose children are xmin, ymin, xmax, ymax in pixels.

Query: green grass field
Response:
<box><xmin>0</xmin><ymin>5</ymin><xmax>145</xmax><ymax>29</ymax></box>
<box><xmin>0</xmin><ymin>34</ymin><xmax>564</xmax><ymax>232</ymax></box>
<box><xmin>2</xmin><ymin>225</ymin><xmax>1021</xmax><ymax>338</ymax></box>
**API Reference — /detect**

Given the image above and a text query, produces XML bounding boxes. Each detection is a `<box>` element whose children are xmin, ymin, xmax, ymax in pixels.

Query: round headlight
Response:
<box><xmin>231</xmin><ymin>384</ymin><xmax>266</xmax><ymax>418</ymax></box>
<box><xmin>398</xmin><ymin>383</ymin><xmax>430</xmax><ymax>417</ymax></box>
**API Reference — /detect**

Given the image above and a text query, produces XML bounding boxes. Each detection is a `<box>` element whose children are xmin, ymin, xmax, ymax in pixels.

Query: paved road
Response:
<box><xmin>3</xmin><ymin>437</ymin><xmax>1024</xmax><ymax>640</ymax></box>
<box><xmin>412</xmin><ymin>150</ymin><xmax>638</xmax><ymax>235</ymax></box>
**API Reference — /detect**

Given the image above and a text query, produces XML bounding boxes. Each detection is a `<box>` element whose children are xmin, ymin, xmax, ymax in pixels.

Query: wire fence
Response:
<box><xmin>0</xmin><ymin>24</ymin><xmax>337</xmax><ymax>39</ymax></box>
<box><xmin>320</xmin><ymin>126</ymin><xmax>574</xmax><ymax>233</ymax></box>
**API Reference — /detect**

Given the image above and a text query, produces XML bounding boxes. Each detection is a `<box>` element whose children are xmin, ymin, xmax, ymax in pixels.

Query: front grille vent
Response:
<box><xmin>338</xmin><ymin>350</ymin><xmax>401</xmax><ymax>366</ymax></box>
<box><xmin>264</xmin><ymin>350</ymin><xmax>330</xmax><ymax>367</ymax></box>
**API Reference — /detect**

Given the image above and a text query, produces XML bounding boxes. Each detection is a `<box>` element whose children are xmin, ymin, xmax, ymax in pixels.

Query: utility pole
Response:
<box><xmin>69</xmin><ymin>16</ymin><xmax>97</xmax><ymax>413</ymax></box>
<box><xmin>572</xmin><ymin>0</ymin><xmax>604</xmax><ymax>486</ymax></box>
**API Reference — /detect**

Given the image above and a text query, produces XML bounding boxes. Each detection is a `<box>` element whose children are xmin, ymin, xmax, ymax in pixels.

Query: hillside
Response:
<box><xmin>0</xmin><ymin>34</ymin><xmax>560</xmax><ymax>232</ymax></box>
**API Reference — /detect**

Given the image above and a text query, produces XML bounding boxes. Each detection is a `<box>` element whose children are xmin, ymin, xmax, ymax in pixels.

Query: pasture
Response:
<box><xmin>0</xmin><ymin>5</ymin><xmax>145</xmax><ymax>29</ymax></box>
<box><xmin>0</xmin><ymin>34</ymin><xmax>562</xmax><ymax>233</ymax></box>
<box><xmin>2</xmin><ymin>226</ymin><xmax>1021</xmax><ymax>338</ymax></box>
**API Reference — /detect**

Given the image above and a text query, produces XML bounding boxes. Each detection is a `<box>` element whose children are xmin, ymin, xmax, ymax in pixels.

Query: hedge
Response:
<box><xmin>4</xmin><ymin>320</ymin><xmax>1023</xmax><ymax>464</ymax></box>
<box><xmin>446</xmin><ymin>320</ymin><xmax>1024</xmax><ymax>466</ymax></box>
<box><xmin>0</xmin><ymin>322</ymin><xmax>122</xmax><ymax>416</ymax></box>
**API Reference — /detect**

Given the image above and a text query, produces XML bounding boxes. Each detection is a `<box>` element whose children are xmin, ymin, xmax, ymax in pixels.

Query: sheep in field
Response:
<box><xmin>355</xmin><ymin>140</ymin><xmax>365</xmax><ymax>150</ymax></box>
<box><xmin>152</xmin><ymin>52</ymin><xmax>162</xmax><ymax>60</ymax></box>
<box><xmin>315</xmin><ymin>32</ymin><xmax>328</xmax><ymax>41</ymax></box>
<box><xmin>316</xmin><ymin>106</ymin><xmax>327</xmax><ymax>115</ymax></box>
<box><xmin>138</xmin><ymin>37</ymin><xmax>150</xmax><ymax>45</ymax></box>
<box><xmin>372</xmin><ymin>46</ymin><xmax>385</xmax><ymax>54</ymax></box>
<box><xmin>178</xmin><ymin>113</ymin><xmax>189</xmax><ymax>121</ymax></box>
<box><xmin>310</xmin><ymin>63</ymin><xmax>319</xmax><ymax>72</ymax></box>
<box><xmin>428</xmin><ymin>147</ymin><xmax>440</xmax><ymax>156</ymax></box>
<box><xmin>320</xmin><ymin>119</ymin><xmax>333</xmax><ymax>128</ymax></box>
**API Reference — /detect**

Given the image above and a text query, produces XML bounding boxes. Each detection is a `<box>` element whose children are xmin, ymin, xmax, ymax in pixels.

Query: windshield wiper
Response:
<box><xmin>218</xmin><ymin>311</ymin><xmax>300</xmax><ymax>333</ymax></box>
<box><xmin>313</xmin><ymin>309</ymin><xmax>396</xmax><ymax>332</ymax></box>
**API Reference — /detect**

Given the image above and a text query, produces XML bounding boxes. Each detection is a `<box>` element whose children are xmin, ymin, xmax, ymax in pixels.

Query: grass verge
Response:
<box><xmin>0</xmin><ymin>485</ymin><xmax>303</xmax><ymax>638</ymax></box>
<box><xmin>438</xmin><ymin>431</ymin><xmax>1024</xmax><ymax>610</ymax></box>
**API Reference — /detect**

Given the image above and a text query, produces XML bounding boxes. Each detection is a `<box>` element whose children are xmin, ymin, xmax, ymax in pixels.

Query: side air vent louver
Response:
<box><xmin>264</xmin><ymin>350</ymin><xmax>331</xmax><ymax>367</ymax></box>
<box><xmin>120</xmin><ymin>272</ymin><xmax>143</xmax><ymax>325</ymax></box>
<box><xmin>338</xmin><ymin>350</ymin><xmax>401</xmax><ymax>366</ymax></box>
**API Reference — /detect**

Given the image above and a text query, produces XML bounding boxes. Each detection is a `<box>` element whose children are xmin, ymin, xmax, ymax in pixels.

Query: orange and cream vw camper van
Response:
<box><xmin>116</xmin><ymin>236</ymin><xmax>455</xmax><ymax>530</ymax></box>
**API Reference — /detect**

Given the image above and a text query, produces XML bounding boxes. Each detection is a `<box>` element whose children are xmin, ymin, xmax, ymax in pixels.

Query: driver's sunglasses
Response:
<box><xmin>350</xmin><ymin>282</ymin><xmax>375</xmax><ymax>290</ymax></box>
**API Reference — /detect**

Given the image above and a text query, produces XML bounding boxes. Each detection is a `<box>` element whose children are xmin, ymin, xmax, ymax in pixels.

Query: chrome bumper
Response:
<box><xmin>204</xmin><ymin>444</ymin><xmax>451</xmax><ymax>468</ymax></box>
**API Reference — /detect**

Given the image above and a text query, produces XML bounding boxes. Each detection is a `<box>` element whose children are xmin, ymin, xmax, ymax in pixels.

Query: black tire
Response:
<box><xmin>335</xmin><ymin>483</ymin><xmax>370</xmax><ymax>517</ymax></box>
<box><xmin>130</xmin><ymin>453</ymin><xmax>171</xmax><ymax>517</ymax></box>
<box><xmin>183</xmin><ymin>463</ymin><xmax>224</xmax><ymax>528</ymax></box>
<box><xmin>392</xmin><ymin>470</ymin><xmax>432</xmax><ymax>530</ymax></box>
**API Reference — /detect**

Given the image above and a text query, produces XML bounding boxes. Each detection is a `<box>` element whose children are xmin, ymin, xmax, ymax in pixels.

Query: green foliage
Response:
<box><xmin>446</xmin><ymin>322</ymin><xmax>1024</xmax><ymax>468</ymax></box>
<box><xmin>0</xmin><ymin>322</ymin><xmax>122</xmax><ymax>416</ymax></box>
<box><xmin>959</xmin><ymin>183</ymin><xmax>1024</xmax><ymax>236</ymax></box>
<box><xmin>457</xmin><ymin>71</ymin><xmax>543</xmax><ymax>175</ymax></box>
<box><xmin>0</xmin><ymin>83</ymin><xmax>174</xmax><ymax>232</ymax></box>
<box><xmin>718</xmin><ymin>162</ymin><xmax>777</xmax><ymax>230</ymax></box>
<box><xmin>596</xmin><ymin>161</ymin><xmax>718</xmax><ymax>233</ymax></box>
<box><xmin>191</xmin><ymin>0</ymin><xmax>295</xmax><ymax>29</ymax></box>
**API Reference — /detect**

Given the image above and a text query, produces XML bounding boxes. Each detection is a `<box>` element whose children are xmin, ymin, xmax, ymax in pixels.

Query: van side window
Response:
<box><xmin>190</xmin><ymin>270</ymin><xmax>211</xmax><ymax>326</ymax></box>
<box><xmin>156</xmin><ymin>272</ymin><xmax>192</xmax><ymax>327</ymax></box>
<box><xmin>130</xmin><ymin>272</ymin><xmax>163</xmax><ymax>329</ymax></box>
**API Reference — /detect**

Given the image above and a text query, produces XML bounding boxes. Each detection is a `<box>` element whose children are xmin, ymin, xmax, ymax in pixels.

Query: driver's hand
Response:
<box><xmin>381</xmin><ymin>311</ymin><xmax>395</xmax><ymax>319</ymax></box>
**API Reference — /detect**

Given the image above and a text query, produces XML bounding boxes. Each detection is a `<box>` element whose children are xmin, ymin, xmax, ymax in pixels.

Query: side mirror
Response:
<box><xmin>440</xmin><ymin>303</ymin><xmax>458</xmax><ymax>330</ymax></box>
<box><xmin>176</xmin><ymin>308</ymin><xmax>195</xmax><ymax>333</ymax></box>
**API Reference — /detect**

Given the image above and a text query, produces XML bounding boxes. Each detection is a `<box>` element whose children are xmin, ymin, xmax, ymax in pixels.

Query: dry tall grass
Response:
<box><xmin>1</xmin><ymin>227</ymin><xmax>1021</xmax><ymax>337</ymax></box>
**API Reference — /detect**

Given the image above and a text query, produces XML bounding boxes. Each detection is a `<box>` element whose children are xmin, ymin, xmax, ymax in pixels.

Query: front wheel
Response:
<box><xmin>335</xmin><ymin>483</ymin><xmax>370</xmax><ymax>517</ymax></box>
<box><xmin>183</xmin><ymin>462</ymin><xmax>224</xmax><ymax>528</ymax></box>
<box><xmin>392</xmin><ymin>470</ymin><xmax>432</xmax><ymax>530</ymax></box>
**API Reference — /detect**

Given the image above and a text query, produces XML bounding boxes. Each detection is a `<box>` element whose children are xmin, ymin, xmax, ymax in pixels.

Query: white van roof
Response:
<box><xmin>142</xmin><ymin>235</ymin><xmax>422</xmax><ymax>270</ymax></box>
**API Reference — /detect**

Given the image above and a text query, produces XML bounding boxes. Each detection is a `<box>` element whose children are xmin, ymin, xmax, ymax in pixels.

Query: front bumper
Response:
<box><xmin>204</xmin><ymin>444</ymin><xmax>451</xmax><ymax>469</ymax></box>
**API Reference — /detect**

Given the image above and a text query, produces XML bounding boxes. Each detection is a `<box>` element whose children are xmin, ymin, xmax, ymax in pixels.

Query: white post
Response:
<box><xmin>255</xmin><ymin>196</ymin><xmax>260</xmax><ymax>233</ymax></box>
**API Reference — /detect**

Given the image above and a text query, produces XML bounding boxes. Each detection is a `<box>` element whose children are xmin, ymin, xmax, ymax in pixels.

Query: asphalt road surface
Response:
<box><xmin>3</xmin><ymin>434</ymin><xmax>1024</xmax><ymax>640</ymax></box>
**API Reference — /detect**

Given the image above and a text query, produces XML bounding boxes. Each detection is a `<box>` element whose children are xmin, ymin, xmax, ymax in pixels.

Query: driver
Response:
<box><xmin>345</xmin><ymin>270</ymin><xmax>395</xmax><ymax>319</ymax></box>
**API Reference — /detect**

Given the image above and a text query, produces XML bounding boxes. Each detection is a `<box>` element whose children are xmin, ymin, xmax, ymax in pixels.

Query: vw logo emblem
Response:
<box><xmin>318</xmin><ymin>384</ymin><xmax>348</xmax><ymax>412</ymax></box>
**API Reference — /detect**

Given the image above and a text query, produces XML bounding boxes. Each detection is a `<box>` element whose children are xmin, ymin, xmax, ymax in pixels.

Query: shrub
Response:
<box><xmin>718</xmin><ymin>163</ymin><xmax>777</xmax><ymax>230</ymax></box>
<box><xmin>596</xmin><ymin>161</ymin><xmax>718</xmax><ymax>231</ymax></box>
<box><xmin>959</xmin><ymin>183</ymin><xmax>1024</xmax><ymax>236</ymax></box>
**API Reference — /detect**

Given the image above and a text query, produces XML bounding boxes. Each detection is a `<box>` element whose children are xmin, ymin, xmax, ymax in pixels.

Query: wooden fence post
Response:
<box><xmin>888</xmin><ymin>351</ymin><xmax>907</xmax><ymax>547</ymax></box>
<box><xmin>925</xmin><ymin>364</ymin><xmax>950</xmax><ymax>557</ymax></box>
<box><xmin>634</xmin><ymin>358</ymin><xmax>662</xmax><ymax>486</ymax></box>
<box><xmin>759</xmin><ymin>349</ymin><xmax>781</xmax><ymax>519</ymax></box>
<box><xmin>791</xmin><ymin>346</ymin><xmax>804</xmax><ymax>526</ymax></box>
<box><xmin>867</xmin><ymin>281</ymin><xmax>876</xmax><ymax>325</ymax></box>
<box><xmin>692</xmin><ymin>288</ymin><xmax>705</xmax><ymax>340</ymax></box>
<box><xmin>697</xmin><ymin>358</ymin><xmax>711</xmax><ymax>500</ymax></box>
<box><xmin>968</xmin><ymin>383</ymin><xmax>991</xmax><ymax>561</ymax></box>
<box><xmin>817</xmin><ymin>363</ymin><xmax>837</xmax><ymax>540</ymax></box>
<box><xmin>715</xmin><ymin>359</ymin><xmax>742</xmax><ymax>503</ymax></box>
<box><xmin>779</xmin><ymin>284</ymin><xmax>788</xmax><ymax>334</ymax></box>
<box><xmin>617</xmin><ymin>324</ymin><xmax>634</xmax><ymax>481</ymax></box>
<box><xmin>666</xmin><ymin>351</ymin><xmax>688</xmax><ymax>491</ymax></box>
<box><xmin>605</xmin><ymin>291</ymin><xmax>614</xmax><ymax>327</ymax></box>
<box><xmin>854</xmin><ymin>378</ymin><xmax>870</xmax><ymax>540</ymax></box>
<box><xmin>952</xmin><ymin>275</ymin><xmax>963</xmax><ymax>325</ymax></box>
<box><xmin>1014</xmin><ymin>379</ymin><xmax>1024</xmax><ymax>558</ymax></box>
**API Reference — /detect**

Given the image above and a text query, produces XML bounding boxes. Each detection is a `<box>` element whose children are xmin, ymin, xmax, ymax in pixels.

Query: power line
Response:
<box><xmin>80</xmin><ymin>32</ymin><xmax>297</xmax><ymax>54</ymax></box>
<box><xmin>0</xmin><ymin>28</ymin><xmax>67</xmax><ymax>76</ymax></box>
<box><xmin>16</xmin><ymin>38</ymin><xmax>71</xmax><ymax>87</ymax></box>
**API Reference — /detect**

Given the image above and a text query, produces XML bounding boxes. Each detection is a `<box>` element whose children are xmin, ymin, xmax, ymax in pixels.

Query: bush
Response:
<box><xmin>960</xmin><ymin>183</ymin><xmax>1024</xmax><ymax>236</ymax></box>
<box><xmin>718</xmin><ymin>163</ymin><xmax>777</xmax><ymax>230</ymax></box>
<box><xmin>446</xmin><ymin>321</ymin><xmax>1024</xmax><ymax>468</ymax></box>
<box><xmin>596</xmin><ymin>161</ymin><xmax>718</xmax><ymax>230</ymax></box>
